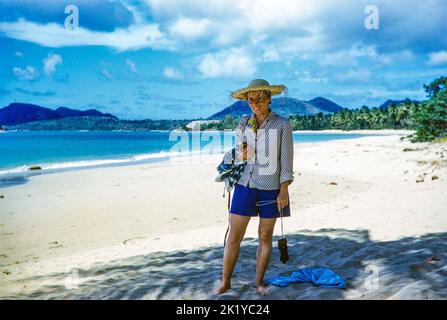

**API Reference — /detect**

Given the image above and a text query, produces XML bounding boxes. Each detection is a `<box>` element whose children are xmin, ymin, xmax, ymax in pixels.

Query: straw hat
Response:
<box><xmin>231</xmin><ymin>79</ymin><xmax>286</xmax><ymax>100</ymax></box>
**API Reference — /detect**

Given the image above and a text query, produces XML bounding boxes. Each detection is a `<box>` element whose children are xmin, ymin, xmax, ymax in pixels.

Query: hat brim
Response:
<box><xmin>231</xmin><ymin>85</ymin><xmax>286</xmax><ymax>100</ymax></box>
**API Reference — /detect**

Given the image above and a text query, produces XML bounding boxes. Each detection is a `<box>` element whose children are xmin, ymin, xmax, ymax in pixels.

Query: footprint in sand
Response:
<box><xmin>49</xmin><ymin>241</ymin><xmax>63</xmax><ymax>249</ymax></box>
<box><xmin>122</xmin><ymin>237</ymin><xmax>146</xmax><ymax>245</ymax></box>
<box><xmin>0</xmin><ymin>232</ymin><xmax>14</xmax><ymax>236</ymax></box>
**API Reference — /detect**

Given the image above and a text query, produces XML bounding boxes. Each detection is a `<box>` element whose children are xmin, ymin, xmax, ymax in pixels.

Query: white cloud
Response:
<box><xmin>163</xmin><ymin>67</ymin><xmax>183</xmax><ymax>79</ymax></box>
<box><xmin>43</xmin><ymin>53</ymin><xmax>62</xmax><ymax>75</ymax></box>
<box><xmin>261</xmin><ymin>47</ymin><xmax>280</xmax><ymax>62</ymax></box>
<box><xmin>336</xmin><ymin>87</ymin><xmax>425</xmax><ymax>100</ymax></box>
<box><xmin>428</xmin><ymin>51</ymin><xmax>447</xmax><ymax>66</ymax></box>
<box><xmin>126</xmin><ymin>59</ymin><xmax>139</xmax><ymax>74</ymax></box>
<box><xmin>12</xmin><ymin>66</ymin><xmax>39</xmax><ymax>80</ymax></box>
<box><xmin>0</xmin><ymin>18</ymin><xmax>174</xmax><ymax>52</ymax></box>
<box><xmin>335</xmin><ymin>69</ymin><xmax>372</xmax><ymax>83</ymax></box>
<box><xmin>319</xmin><ymin>51</ymin><xmax>358</xmax><ymax>67</ymax></box>
<box><xmin>236</xmin><ymin>0</ymin><xmax>327</xmax><ymax>33</ymax></box>
<box><xmin>367</xmin><ymin>88</ymin><xmax>425</xmax><ymax>100</ymax></box>
<box><xmin>145</xmin><ymin>0</ymin><xmax>329</xmax><ymax>32</ymax></box>
<box><xmin>1</xmin><ymin>0</ymin><xmax>445</xmax><ymax>78</ymax></box>
<box><xmin>169</xmin><ymin>17</ymin><xmax>210</xmax><ymax>40</ymax></box>
<box><xmin>101</xmin><ymin>69</ymin><xmax>112</xmax><ymax>79</ymax></box>
<box><xmin>142</xmin><ymin>0</ymin><xmax>447</xmax><ymax>67</ymax></box>
<box><xmin>317</xmin><ymin>44</ymin><xmax>391</xmax><ymax>67</ymax></box>
<box><xmin>144</xmin><ymin>0</ymin><xmax>331</xmax><ymax>50</ymax></box>
<box><xmin>198</xmin><ymin>48</ymin><xmax>256</xmax><ymax>78</ymax></box>
<box><xmin>276</xmin><ymin>69</ymin><xmax>328</xmax><ymax>83</ymax></box>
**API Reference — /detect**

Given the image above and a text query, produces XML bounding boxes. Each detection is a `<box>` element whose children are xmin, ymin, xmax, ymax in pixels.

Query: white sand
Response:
<box><xmin>294</xmin><ymin>129</ymin><xmax>416</xmax><ymax>135</ymax></box>
<box><xmin>0</xmin><ymin>130</ymin><xmax>446</xmax><ymax>299</ymax></box>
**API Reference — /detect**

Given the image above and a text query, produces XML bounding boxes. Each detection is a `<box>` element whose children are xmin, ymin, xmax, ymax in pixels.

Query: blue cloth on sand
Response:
<box><xmin>266</xmin><ymin>267</ymin><xmax>347</xmax><ymax>289</ymax></box>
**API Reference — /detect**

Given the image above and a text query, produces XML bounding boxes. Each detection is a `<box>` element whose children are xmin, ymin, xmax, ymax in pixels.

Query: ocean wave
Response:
<box><xmin>0</xmin><ymin>149</ymin><xmax>223</xmax><ymax>185</ymax></box>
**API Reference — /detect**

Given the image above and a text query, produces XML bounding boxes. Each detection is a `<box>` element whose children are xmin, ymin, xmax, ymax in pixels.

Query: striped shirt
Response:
<box><xmin>232</xmin><ymin>110</ymin><xmax>295</xmax><ymax>190</ymax></box>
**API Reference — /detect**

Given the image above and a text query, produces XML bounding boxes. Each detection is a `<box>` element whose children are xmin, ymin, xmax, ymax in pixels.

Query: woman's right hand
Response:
<box><xmin>238</xmin><ymin>143</ymin><xmax>255</xmax><ymax>161</ymax></box>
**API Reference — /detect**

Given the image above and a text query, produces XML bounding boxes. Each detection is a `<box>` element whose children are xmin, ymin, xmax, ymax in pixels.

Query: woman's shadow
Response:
<box><xmin>7</xmin><ymin>228</ymin><xmax>447</xmax><ymax>300</ymax></box>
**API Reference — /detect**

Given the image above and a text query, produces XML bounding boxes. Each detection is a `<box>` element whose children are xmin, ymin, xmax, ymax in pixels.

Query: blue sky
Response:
<box><xmin>1</xmin><ymin>0</ymin><xmax>447</xmax><ymax>120</ymax></box>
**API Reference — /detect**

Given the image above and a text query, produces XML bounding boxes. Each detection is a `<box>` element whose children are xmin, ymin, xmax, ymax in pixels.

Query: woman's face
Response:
<box><xmin>247</xmin><ymin>90</ymin><xmax>271</xmax><ymax>116</ymax></box>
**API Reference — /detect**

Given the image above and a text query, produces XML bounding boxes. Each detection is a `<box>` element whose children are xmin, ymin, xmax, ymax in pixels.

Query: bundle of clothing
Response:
<box><xmin>215</xmin><ymin>147</ymin><xmax>247</xmax><ymax>194</ymax></box>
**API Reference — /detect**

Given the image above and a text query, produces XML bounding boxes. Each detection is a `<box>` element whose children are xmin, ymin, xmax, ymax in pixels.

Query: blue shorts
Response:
<box><xmin>230</xmin><ymin>183</ymin><xmax>291</xmax><ymax>219</ymax></box>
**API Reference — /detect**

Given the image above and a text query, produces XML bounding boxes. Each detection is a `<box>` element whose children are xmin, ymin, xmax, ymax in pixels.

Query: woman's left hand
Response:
<box><xmin>276</xmin><ymin>188</ymin><xmax>289</xmax><ymax>213</ymax></box>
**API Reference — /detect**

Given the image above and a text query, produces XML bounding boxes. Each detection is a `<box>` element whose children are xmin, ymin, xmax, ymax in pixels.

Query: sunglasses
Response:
<box><xmin>248</xmin><ymin>96</ymin><xmax>268</xmax><ymax>104</ymax></box>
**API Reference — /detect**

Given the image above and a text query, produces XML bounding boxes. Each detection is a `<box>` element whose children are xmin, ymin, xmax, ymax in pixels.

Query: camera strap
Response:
<box><xmin>255</xmin><ymin>200</ymin><xmax>284</xmax><ymax>238</ymax></box>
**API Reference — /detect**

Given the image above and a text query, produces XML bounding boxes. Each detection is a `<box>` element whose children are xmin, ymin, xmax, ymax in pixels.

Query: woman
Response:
<box><xmin>215</xmin><ymin>79</ymin><xmax>295</xmax><ymax>295</ymax></box>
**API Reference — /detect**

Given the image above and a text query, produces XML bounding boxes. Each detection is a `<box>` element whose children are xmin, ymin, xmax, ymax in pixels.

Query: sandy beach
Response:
<box><xmin>0</xmin><ymin>130</ymin><xmax>446</xmax><ymax>299</ymax></box>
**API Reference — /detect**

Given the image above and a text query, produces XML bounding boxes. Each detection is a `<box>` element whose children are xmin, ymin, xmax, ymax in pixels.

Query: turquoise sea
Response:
<box><xmin>0</xmin><ymin>130</ymin><xmax>387</xmax><ymax>187</ymax></box>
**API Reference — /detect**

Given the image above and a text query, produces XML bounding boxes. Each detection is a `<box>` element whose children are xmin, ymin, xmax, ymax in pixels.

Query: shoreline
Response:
<box><xmin>1</xmin><ymin>132</ymin><xmax>446</xmax><ymax>299</ymax></box>
<box><xmin>294</xmin><ymin>129</ymin><xmax>415</xmax><ymax>135</ymax></box>
<box><xmin>0</xmin><ymin>130</ymin><xmax>413</xmax><ymax>188</ymax></box>
<box><xmin>0</xmin><ymin>151</ymin><xmax>198</xmax><ymax>189</ymax></box>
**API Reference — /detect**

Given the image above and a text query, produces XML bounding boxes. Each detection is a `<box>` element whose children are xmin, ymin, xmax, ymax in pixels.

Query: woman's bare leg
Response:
<box><xmin>255</xmin><ymin>217</ymin><xmax>277</xmax><ymax>294</ymax></box>
<box><xmin>215</xmin><ymin>213</ymin><xmax>251</xmax><ymax>294</ymax></box>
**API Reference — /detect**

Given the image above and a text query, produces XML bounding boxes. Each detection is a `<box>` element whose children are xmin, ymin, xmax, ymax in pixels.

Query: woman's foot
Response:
<box><xmin>255</xmin><ymin>282</ymin><xmax>270</xmax><ymax>295</ymax></box>
<box><xmin>214</xmin><ymin>282</ymin><xmax>231</xmax><ymax>295</ymax></box>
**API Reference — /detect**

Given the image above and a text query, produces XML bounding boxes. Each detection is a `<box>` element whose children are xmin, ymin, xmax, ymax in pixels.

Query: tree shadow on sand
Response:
<box><xmin>5</xmin><ymin>229</ymin><xmax>447</xmax><ymax>300</ymax></box>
